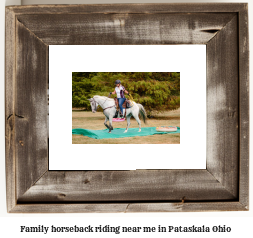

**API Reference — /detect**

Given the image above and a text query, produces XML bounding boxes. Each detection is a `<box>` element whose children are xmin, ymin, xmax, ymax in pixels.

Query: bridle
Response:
<box><xmin>90</xmin><ymin>98</ymin><xmax>98</xmax><ymax>112</ymax></box>
<box><xmin>91</xmin><ymin>97</ymin><xmax>114</xmax><ymax>112</ymax></box>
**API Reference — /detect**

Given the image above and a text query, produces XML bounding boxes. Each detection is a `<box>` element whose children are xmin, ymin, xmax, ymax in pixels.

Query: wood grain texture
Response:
<box><xmin>206</xmin><ymin>16</ymin><xmax>239</xmax><ymax>198</ymax></box>
<box><xmin>10</xmin><ymin>202</ymin><xmax>247</xmax><ymax>213</ymax></box>
<box><xmin>15</xmin><ymin>20</ymin><xmax>48</xmax><ymax>200</ymax></box>
<box><xmin>238</xmin><ymin>4</ymin><xmax>249</xmax><ymax>209</ymax></box>
<box><xmin>7</xmin><ymin>3</ymin><xmax>246</xmax><ymax>14</ymax></box>
<box><xmin>16</xmin><ymin>13</ymin><xmax>235</xmax><ymax>45</ymax></box>
<box><xmin>5</xmin><ymin>7</ymin><xmax>16</xmax><ymax>212</ymax></box>
<box><xmin>125</xmin><ymin>202</ymin><xmax>248</xmax><ymax>213</ymax></box>
<box><xmin>5</xmin><ymin>3</ymin><xmax>249</xmax><ymax>213</ymax></box>
<box><xmin>18</xmin><ymin>170</ymin><xmax>236</xmax><ymax>202</ymax></box>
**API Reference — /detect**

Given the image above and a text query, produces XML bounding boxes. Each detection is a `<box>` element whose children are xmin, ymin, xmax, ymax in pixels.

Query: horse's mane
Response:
<box><xmin>93</xmin><ymin>95</ymin><xmax>114</xmax><ymax>101</ymax></box>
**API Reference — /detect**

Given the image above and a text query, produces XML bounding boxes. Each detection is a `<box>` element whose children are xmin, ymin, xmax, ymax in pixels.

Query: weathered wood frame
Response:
<box><xmin>5</xmin><ymin>4</ymin><xmax>249</xmax><ymax>213</ymax></box>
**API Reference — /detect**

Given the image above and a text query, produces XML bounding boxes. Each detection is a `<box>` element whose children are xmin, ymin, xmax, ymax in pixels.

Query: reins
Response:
<box><xmin>92</xmin><ymin>96</ymin><xmax>115</xmax><ymax>112</ymax></box>
<box><xmin>103</xmin><ymin>105</ymin><xmax>115</xmax><ymax>111</ymax></box>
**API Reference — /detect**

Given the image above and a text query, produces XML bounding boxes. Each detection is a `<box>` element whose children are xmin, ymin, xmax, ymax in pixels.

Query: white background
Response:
<box><xmin>0</xmin><ymin>0</ymin><xmax>252</xmax><ymax>237</ymax></box>
<box><xmin>49</xmin><ymin>45</ymin><xmax>206</xmax><ymax>170</ymax></box>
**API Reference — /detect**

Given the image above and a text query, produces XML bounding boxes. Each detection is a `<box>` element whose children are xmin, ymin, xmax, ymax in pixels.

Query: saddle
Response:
<box><xmin>114</xmin><ymin>98</ymin><xmax>132</xmax><ymax>109</ymax></box>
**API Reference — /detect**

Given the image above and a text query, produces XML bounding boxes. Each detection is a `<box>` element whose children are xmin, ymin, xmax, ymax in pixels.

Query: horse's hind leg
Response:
<box><xmin>124</xmin><ymin>115</ymin><xmax>131</xmax><ymax>133</ymax></box>
<box><xmin>133</xmin><ymin>111</ymin><xmax>141</xmax><ymax>132</ymax></box>
<box><xmin>136</xmin><ymin>117</ymin><xmax>141</xmax><ymax>132</ymax></box>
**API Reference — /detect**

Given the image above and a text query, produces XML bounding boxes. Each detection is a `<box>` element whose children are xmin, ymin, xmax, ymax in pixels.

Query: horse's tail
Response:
<box><xmin>137</xmin><ymin>104</ymin><xmax>147</xmax><ymax>124</ymax></box>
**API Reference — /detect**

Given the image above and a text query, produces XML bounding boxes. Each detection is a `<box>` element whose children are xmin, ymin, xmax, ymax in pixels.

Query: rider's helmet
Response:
<box><xmin>115</xmin><ymin>80</ymin><xmax>121</xmax><ymax>85</ymax></box>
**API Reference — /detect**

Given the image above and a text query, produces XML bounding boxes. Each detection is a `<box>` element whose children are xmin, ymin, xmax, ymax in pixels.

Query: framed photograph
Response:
<box><xmin>50</xmin><ymin>45</ymin><xmax>206</xmax><ymax>170</ymax></box>
<box><xmin>5</xmin><ymin>3</ymin><xmax>249</xmax><ymax>212</ymax></box>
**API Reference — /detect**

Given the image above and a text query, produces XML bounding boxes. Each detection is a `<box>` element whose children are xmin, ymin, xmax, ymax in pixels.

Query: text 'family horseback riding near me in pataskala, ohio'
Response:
<box><xmin>19</xmin><ymin>224</ymin><xmax>232</xmax><ymax>234</ymax></box>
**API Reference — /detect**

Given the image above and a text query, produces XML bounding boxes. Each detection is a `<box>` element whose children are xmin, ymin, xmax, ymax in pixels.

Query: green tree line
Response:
<box><xmin>72</xmin><ymin>72</ymin><xmax>180</xmax><ymax>115</ymax></box>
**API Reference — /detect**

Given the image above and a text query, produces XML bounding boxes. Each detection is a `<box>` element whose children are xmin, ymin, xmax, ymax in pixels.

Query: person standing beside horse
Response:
<box><xmin>109</xmin><ymin>80</ymin><xmax>130</xmax><ymax>118</ymax></box>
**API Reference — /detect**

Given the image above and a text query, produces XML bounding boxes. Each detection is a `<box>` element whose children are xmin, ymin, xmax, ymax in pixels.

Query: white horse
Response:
<box><xmin>88</xmin><ymin>96</ymin><xmax>147</xmax><ymax>133</ymax></box>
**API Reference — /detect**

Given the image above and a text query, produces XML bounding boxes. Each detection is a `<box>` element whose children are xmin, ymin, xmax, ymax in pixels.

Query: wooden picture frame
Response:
<box><xmin>5</xmin><ymin>3</ymin><xmax>249</xmax><ymax>213</ymax></box>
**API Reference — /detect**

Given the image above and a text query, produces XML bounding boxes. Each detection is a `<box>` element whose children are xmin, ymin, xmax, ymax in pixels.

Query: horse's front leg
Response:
<box><xmin>104</xmin><ymin>117</ymin><xmax>110</xmax><ymax>130</ymax></box>
<box><xmin>108</xmin><ymin>115</ymin><xmax>113</xmax><ymax>133</ymax></box>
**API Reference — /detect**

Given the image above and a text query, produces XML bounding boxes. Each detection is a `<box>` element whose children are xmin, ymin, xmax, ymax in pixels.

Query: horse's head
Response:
<box><xmin>88</xmin><ymin>97</ymin><xmax>99</xmax><ymax>113</ymax></box>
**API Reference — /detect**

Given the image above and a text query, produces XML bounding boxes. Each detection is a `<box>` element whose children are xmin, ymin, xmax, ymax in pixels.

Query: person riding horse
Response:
<box><xmin>109</xmin><ymin>80</ymin><xmax>130</xmax><ymax>118</ymax></box>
